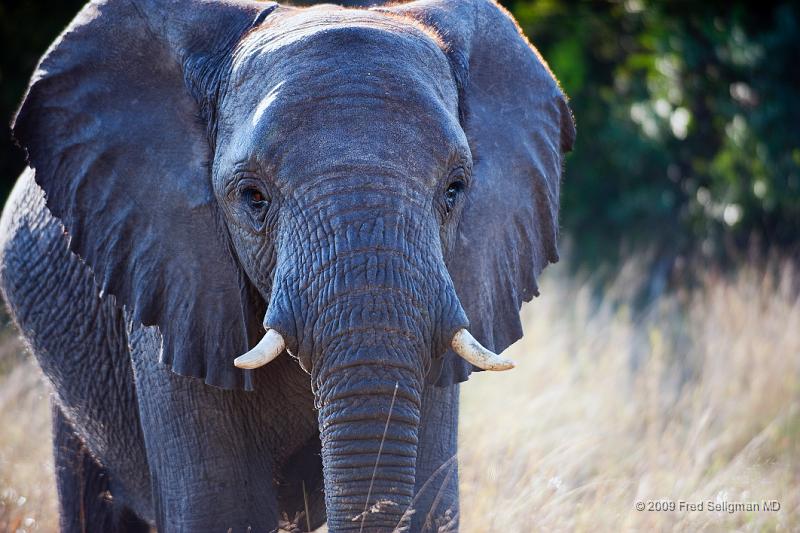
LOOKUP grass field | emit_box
[1,258,798,532]
[460,259,800,531]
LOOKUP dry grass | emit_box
[0,337,56,532]
[459,259,800,531]
[1,257,798,532]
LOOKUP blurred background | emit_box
[1,1,798,531]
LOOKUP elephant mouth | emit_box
[227,298,513,530]
[234,320,513,531]
[234,327,514,372]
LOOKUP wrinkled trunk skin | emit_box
[266,184,465,531]
[319,359,421,530]
[309,277,429,531]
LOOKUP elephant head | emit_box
[13,0,574,530]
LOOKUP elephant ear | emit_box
[385,0,575,385]
[13,0,277,390]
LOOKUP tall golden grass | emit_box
[460,259,800,531]
[1,258,798,531]
[0,336,56,532]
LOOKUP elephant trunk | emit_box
[318,359,421,531]
[308,281,433,531]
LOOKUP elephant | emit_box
[0,0,574,531]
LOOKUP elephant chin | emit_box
[316,361,422,532]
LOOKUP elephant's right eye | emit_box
[241,186,269,228]
[242,187,268,211]
[228,179,271,233]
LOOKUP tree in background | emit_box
[506,0,800,265]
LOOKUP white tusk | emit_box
[450,328,515,371]
[234,329,285,369]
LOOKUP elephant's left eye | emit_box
[444,179,465,213]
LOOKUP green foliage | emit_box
[505,0,800,264]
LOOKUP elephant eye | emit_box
[233,182,270,232]
[243,187,268,209]
[444,179,465,213]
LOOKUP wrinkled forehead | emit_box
[232,7,448,72]
[218,7,464,176]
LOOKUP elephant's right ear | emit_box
[13,0,279,390]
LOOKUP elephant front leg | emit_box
[52,402,151,533]
[128,324,281,532]
[412,383,460,532]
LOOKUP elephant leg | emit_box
[52,402,150,533]
[128,323,281,532]
[412,383,460,532]
[0,172,153,517]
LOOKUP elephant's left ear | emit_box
[384,0,575,385]
[13,0,279,390]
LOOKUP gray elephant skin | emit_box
[0,0,574,531]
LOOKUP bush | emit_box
[506,0,800,265]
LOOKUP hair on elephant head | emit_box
[13,0,574,529]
